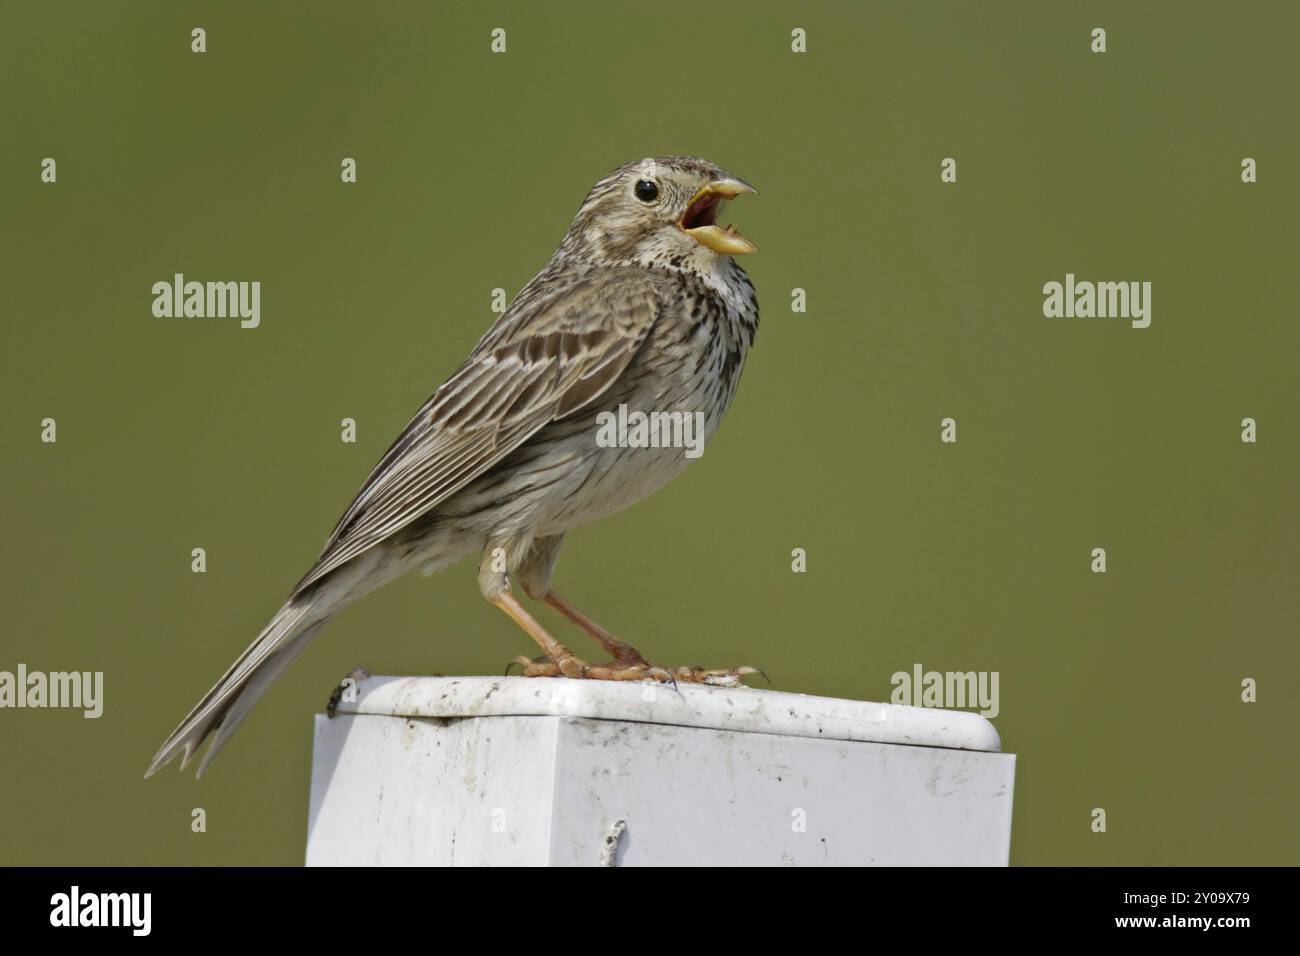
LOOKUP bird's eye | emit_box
[633,179,659,203]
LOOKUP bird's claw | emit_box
[670,664,768,687]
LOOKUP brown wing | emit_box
[290,271,662,597]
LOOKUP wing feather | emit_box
[291,272,661,596]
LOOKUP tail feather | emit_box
[146,602,329,778]
[193,622,324,776]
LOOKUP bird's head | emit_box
[558,156,757,270]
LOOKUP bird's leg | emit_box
[494,591,661,681]
[537,590,764,687]
[542,590,645,662]
[482,539,604,679]
[509,538,761,685]
[499,590,671,681]
[489,591,590,679]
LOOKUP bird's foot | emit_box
[509,655,765,688]
[509,652,673,682]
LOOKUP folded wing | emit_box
[291,272,662,597]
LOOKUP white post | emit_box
[307,676,1015,866]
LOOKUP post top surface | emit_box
[332,676,1003,753]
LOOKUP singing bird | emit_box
[147,156,761,777]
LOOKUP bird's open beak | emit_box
[679,178,758,255]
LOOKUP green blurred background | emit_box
[2,1,1297,865]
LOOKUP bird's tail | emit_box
[145,600,330,778]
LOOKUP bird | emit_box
[147,156,762,777]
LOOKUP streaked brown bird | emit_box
[148,156,761,777]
